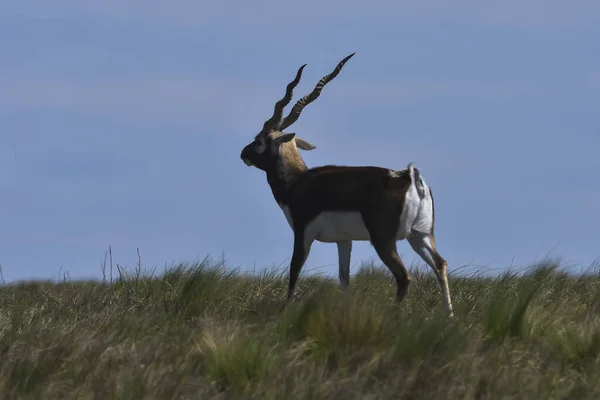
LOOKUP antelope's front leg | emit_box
[286,228,314,301]
[337,240,352,290]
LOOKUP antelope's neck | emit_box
[266,144,308,205]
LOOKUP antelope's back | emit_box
[287,165,412,213]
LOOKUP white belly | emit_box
[279,205,371,242]
[308,211,371,242]
[278,189,432,244]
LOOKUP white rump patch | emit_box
[412,187,434,233]
[397,184,420,238]
[399,179,434,236]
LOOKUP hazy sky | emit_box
[1,1,599,282]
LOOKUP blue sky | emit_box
[1,1,599,282]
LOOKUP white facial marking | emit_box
[255,138,267,154]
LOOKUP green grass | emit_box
[1,258,600,399]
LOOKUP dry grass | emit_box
[1,257,600,399]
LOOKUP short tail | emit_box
[408,162,426,199]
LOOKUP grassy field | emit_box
[1,257,600,399]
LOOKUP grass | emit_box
[1,257,600,399]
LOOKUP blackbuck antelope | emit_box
[240,53,454,316]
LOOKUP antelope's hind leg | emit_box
[371,238,412,303]
[407,231,454,316]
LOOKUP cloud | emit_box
[3,0,600,29]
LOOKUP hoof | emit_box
[279,300,289,313]
[279,295,294,313]
[395,288,409,303]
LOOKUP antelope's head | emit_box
[240,53,355,172]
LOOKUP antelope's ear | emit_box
[295,137,316,151]
[272,133,296,145]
